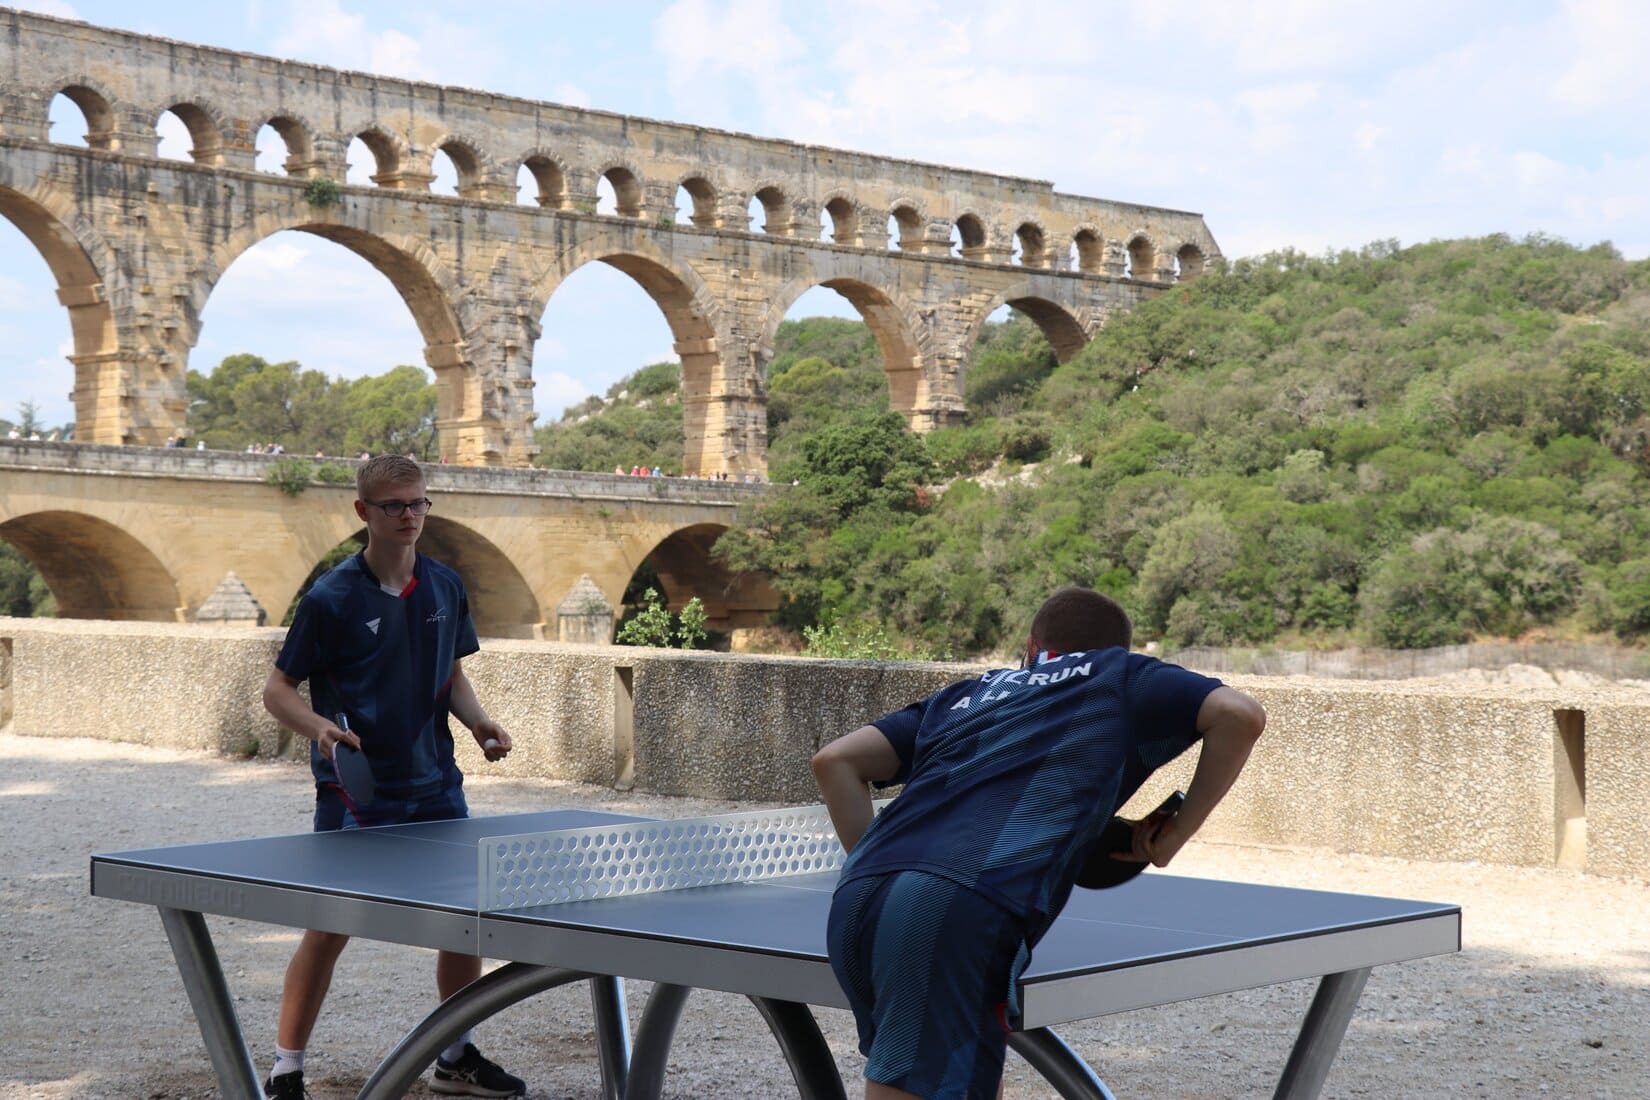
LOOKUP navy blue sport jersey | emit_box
[840,648,1221,942]
[276,552,480,800]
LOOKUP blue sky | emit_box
[5,0,1650,431]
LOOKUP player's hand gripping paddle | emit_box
[1075,790,1184,890]
[330,712,376,809]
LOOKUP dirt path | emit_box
[2,732,1645,1099]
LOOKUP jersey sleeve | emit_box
[868,701,924,788]
[275,593,323,683]
[1124,655,1223,770]
[868,678,978,789]
[455,587,479,660]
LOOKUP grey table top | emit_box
[93,809,1461,1029]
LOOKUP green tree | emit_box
[342,365,439,459]
[0,541,53,618]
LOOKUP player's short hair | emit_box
[1028,587,1133,654]
[357,454,424,499]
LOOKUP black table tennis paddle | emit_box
[1075,790,1184,890]
[331,713,375,809]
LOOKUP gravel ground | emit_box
[2,731,1646,1099]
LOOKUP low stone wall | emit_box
[2,616,1645,880]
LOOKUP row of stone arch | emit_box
[2,160,1110,465]
[0,505,749,636]
[39,81,1209,279]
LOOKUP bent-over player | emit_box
[260,454,524,1099]
[814,587,1266,1100]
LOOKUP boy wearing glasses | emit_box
[260,455,525,1098]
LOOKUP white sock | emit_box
[271,1046,304,1078]
[440,1030,474,1064]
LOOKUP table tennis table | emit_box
[91,807,1460,1100]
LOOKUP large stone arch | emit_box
[0,510,181,621]
[195,211,478,455]
[633,522,777,630]
[0,179,123,436]
[407,517,542,639]
[761,274,928,422]
[529,235,728,474]
[964,285,1090,365]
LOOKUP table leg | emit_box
[626,983,691,1100]
[589,974,632,1100]
[357,964,610,1100]
[1272,967,1372,1100]
[626,986,846,1100]
[748,996,848,1100]
[1008,1028,1117,1100]
[156,907,261,1100]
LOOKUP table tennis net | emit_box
[480,804,874,911]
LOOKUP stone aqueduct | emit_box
[0,8,1221,473]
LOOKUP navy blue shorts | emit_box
[827,870,1028,1100]
[314,780,468,832]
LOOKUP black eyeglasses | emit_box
[364,498,433,517]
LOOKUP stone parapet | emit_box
[1,617,1646,881]
[0,438,766,503]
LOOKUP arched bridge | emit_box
[0,440,776,637]
[0,9,1220,473]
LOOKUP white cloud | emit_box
[653,0,805,123]
[1549,0,1650,110]
[270,0,430,79]
[533,371,592,420]
[551,83,591,110]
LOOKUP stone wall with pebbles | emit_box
[2,616,1645,879]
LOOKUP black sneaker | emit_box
[264,1070,310,1100]
[432,1043,526,1097]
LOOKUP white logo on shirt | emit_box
[365,617,381,635]
[426,606,448,623]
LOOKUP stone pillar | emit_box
[460,177,514,204]
[373,167,436,191]
[563,170,600,215]
[308,134,350,181]
[68,350,132,444]
[1102,240,1128,278]
[557,575,615,645]
[678,332,767,478]
[106,106,159,157]
[0,89,46,139]
[642,180,678,226]
[217,119,257,172]
[921,217,954,256]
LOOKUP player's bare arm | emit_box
[1133,685,1266,866]
[812,724,901,853]
[447,659,512,761]
[261,668,357,758]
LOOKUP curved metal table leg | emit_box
[625,983,692,1100]
[625,985,846,1100]
[1009,1028,1117,1100]
[588,974,632,1100]
[358,964,625,1100]
[748,995,848,1100]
